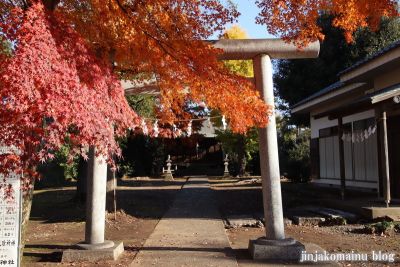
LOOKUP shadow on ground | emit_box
[29,178,186,224]
[23,177,186,265]
[212,180,389,218]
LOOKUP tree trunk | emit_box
[106,166,117,214]
[75,157,87,204]
[237,136,247,176]
[19,180,35,262]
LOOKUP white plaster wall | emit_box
[310,116,338,138]
[310,109,375,139]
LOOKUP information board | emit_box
[0,146,21,267]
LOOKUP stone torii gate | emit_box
[63,38,319,262]
[214,39,320,259]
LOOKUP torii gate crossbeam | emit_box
[80,38,320,262]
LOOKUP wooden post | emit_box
[338,117,346,200]
[375,108,383,198]
[382,111,391,207]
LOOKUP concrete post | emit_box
[63,146,124,262]
[248,54,304,260]
[80,146,114,249]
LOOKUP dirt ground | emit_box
[22,177,400,266]
[22,177,186,266]
[211,179,400,267]
[226,226,400,267]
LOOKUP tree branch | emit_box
[41,0,60,11]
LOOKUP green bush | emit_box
[118,135,165,177]
[216,128,258,176]
[364,221,399,235]
[117,94,164,177]
[277,116,311,182]
[36,144,78,188]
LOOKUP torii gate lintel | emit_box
[81,38,320,262]
[211,38,319,60]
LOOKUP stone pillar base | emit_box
[248,237,304,261]
[163,173,174,181]
[222,172,230,179]
[62,241,124,262]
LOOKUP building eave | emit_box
[291,83,366,114]
[340,44,400,83]
[313,83,400,120]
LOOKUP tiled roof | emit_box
[292,39,400,110]
[339,39,400,75]
[291,81,344,109]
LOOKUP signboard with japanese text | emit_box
[0,146,21,267]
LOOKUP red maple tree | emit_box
[0,3,139,188]
[3,0,395,187]
[0,1,271,187]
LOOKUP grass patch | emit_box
[364,221,400,235]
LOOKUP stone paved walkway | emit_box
[130,177,238,267]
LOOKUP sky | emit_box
[212,0,275,39]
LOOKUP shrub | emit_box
[364,221,398,235]
[277,115,311,182]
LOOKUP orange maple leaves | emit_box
[0,3,139,179]
[256,0,399,46]
[57,0,269,133]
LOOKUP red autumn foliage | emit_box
[0,3,139,188]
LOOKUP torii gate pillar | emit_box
[214,39,320,261]
[248,54,304,260]
[254,54,285,240]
